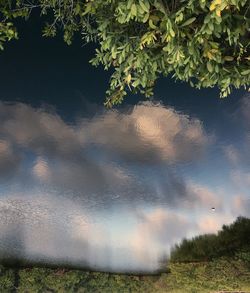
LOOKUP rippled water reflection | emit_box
[0,98,249,273]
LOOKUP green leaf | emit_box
[82,2,93,16]
[241,69,250,76]
[142,13,149,23]
[149,19,157,29]
[207,62,213,73]
[75,3,81,14]
[180,17,196,27]
[132,79,140,87]
[131,4,137,16]
[139,0,149,13]
[224,56,234,61]
[169,28,175,37]
[162,46,168,52]
[127,0,133,9]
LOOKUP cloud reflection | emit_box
[0,99,249,272]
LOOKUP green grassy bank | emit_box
[1,258,250,293]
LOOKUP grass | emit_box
[155,259,250,293]
[0,258,249,292]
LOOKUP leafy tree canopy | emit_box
[170,216,250,262]
[0,0,250,106]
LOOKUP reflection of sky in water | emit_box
[0,15,249,273]
[0,97,249,272]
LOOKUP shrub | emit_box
[170,216,250,262]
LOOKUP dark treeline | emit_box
[170,216,250,263]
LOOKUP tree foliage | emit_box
[170,216,250,263]
[0,0,24,50]
[0,0,250,105]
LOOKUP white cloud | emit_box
[0,101,211,210]
[0,102,83,158]
[197,214,233,234]
[0,139,20,177]
[125,208,195,267]
[186,182,222,210]
[32,157,51,181]
[82,102,209,163]
[230,194,250,216]
[223,144,241,165]
[0,101,208,165]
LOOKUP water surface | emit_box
[0,97,249,273]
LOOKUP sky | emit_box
[0,14,249,273]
